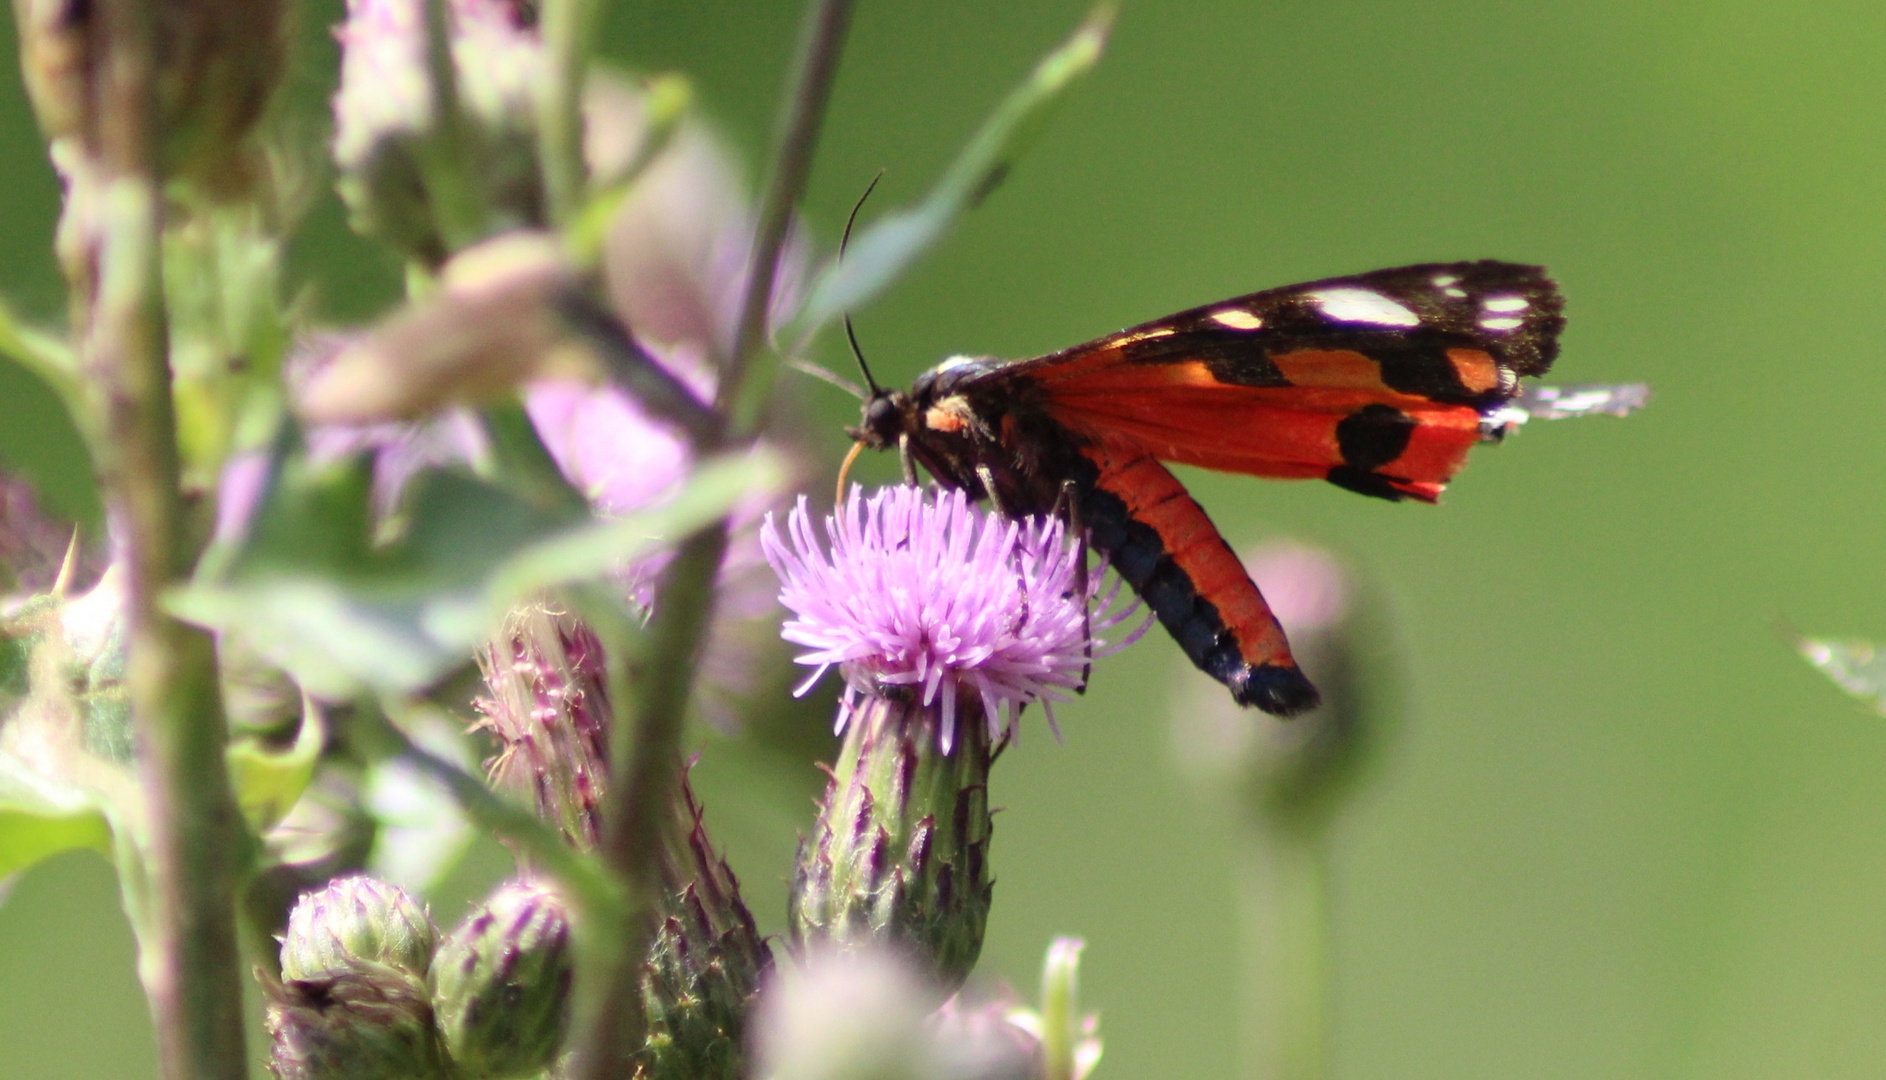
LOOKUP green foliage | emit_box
[793,6,1112,331]
[173,437,781,696]
[0,752,112,880]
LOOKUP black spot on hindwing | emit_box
[1335,404,1416,470]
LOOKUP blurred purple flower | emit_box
[593,99,805,373]
[523,379,690,520]
[213,410,489,545]
[762,486,1145,752]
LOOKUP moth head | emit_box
[851,387,910,450]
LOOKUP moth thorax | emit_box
[923,394,977,435]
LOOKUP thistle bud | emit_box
[931,990,1042,1080]
[266,966,451,1080]
[1171,541,1384,831]
[13,0,287,195]
[332,0,543,262]
[295,231,588,426]
[473,601,610,850]
[280,875,438,980]
[790,694,995,991]
[429,879,574,1080]
[753,946,938,1080]
[638,771,773,1080]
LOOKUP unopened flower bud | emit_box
[931,989,1042,1080]
[754,946,940,1080]
[638,771,772,1080]
[332,0,543,262]
[266,966,451,1080]
[429,879,574,1080]
[281,875,438,980]
[1171,541,1383,830]
[14,0,287,195]
[790,694,995,991]
[295,231,592,425]
[474,601,610,850]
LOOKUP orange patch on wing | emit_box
[1081,440,1296,669]
[1446,348,1501,394]
[1046,381,1485,492]
[1269,349,1388,391]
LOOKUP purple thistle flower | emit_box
[761,485,1145,752]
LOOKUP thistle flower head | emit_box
[762,486,1141,750]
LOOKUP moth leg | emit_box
[897,432,919,486]
[975,463,1011,517]
[1051,479,1094,696]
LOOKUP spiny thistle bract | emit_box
[789,694,996,991]
[637,775,775,1080]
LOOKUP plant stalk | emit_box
[1239,823,1330,1080]
[67,3,249,1078]
[564,1,853,1075]
[720,0,855,436]
[538,0,604,226]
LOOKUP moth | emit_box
[847,260,1636,715]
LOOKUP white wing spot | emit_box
[1479,316,1525,331]
[1432,274,1460,287]
[1209,308,1263,330]
[1443,287,1468,298]
[1306,288,1421,327]
[1482,295,1530,313]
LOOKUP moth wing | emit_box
[1013,261,1565,501]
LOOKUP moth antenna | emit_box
[841,169,884,258]
[784,355,865,399]
[844,314,881,396]
[840,171,886,395]
[836,440,866,506]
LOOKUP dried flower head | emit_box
[762,486,1144,751]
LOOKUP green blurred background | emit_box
[4,0,1886,1077]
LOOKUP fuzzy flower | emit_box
[762,486,1143,751]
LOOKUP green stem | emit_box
[69,4,250,1078]
[538,0,604,226]
[1239,824,1329,1080]
[563,3,854,1074]
[420,0,491,252]
[565,534,728,1079]
[719,0,855,435]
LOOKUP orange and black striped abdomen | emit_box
[1074,437,1319,715]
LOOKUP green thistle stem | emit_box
[418,0,493,252]
[538,0,603,225]
[61,3,250,1077]
[1239,824,1329,1080]
[720,0,854,435]
[566,1,852,1073]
